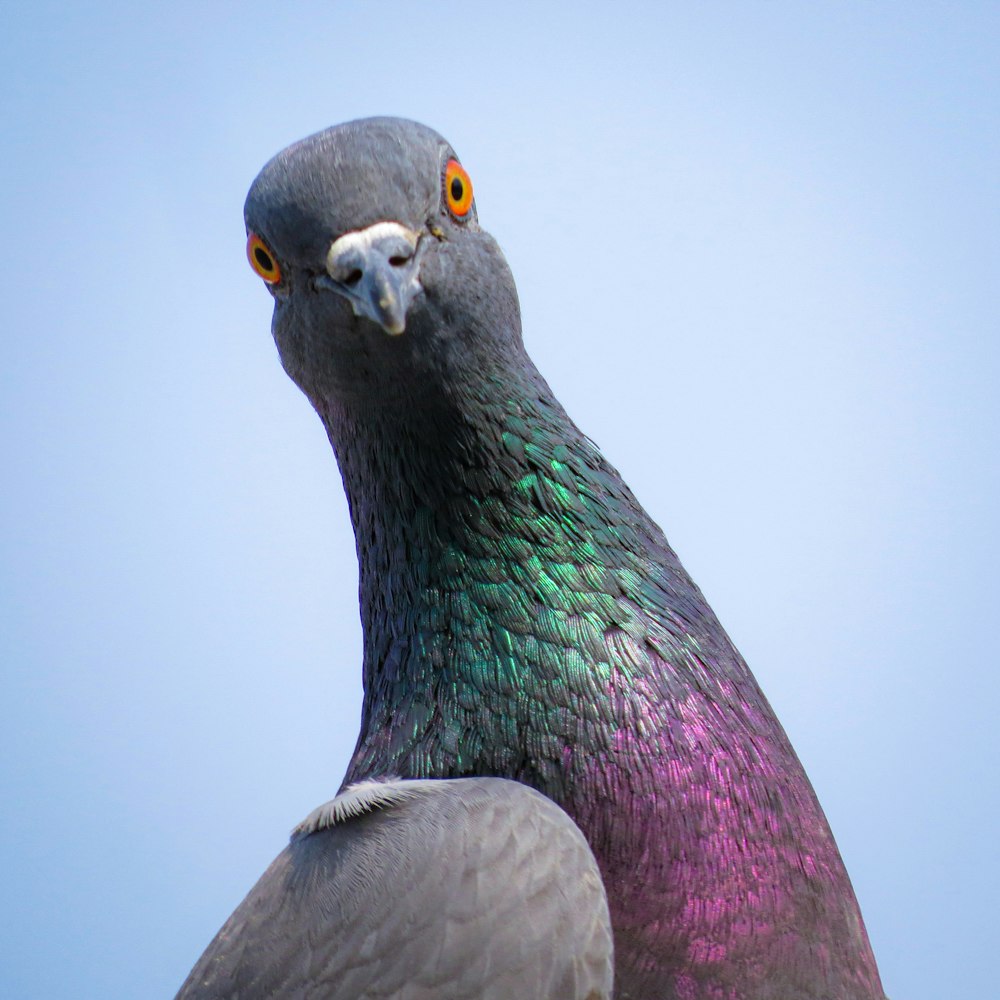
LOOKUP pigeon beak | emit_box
[315,221,425,336]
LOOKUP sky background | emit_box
[2,3,998,997]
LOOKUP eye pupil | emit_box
[254,247,273,271]
[451,177,464,202]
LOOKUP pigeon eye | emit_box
[444,159,473,219]
[247,232,282,284]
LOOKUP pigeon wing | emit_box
[176,777,613,1000]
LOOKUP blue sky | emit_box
[2,3,997,997]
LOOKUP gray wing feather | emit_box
[176,777,613,999]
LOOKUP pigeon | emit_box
[178,117,885,999]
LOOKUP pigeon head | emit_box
[244,117,522,407]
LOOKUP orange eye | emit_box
[247,232,282,284]
[444,159,473,218]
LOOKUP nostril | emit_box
[388,255,410,268]
[344,269,363,286]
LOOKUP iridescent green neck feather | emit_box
[319,350,690,786]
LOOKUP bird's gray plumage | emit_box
[177,778,613,1000]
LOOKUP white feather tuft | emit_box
[291,778,425,839]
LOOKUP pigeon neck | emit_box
[317,357,641,786]
[317,357,885,1000]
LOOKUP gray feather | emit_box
[176,778,613,999]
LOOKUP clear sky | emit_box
[2,3,997,997]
